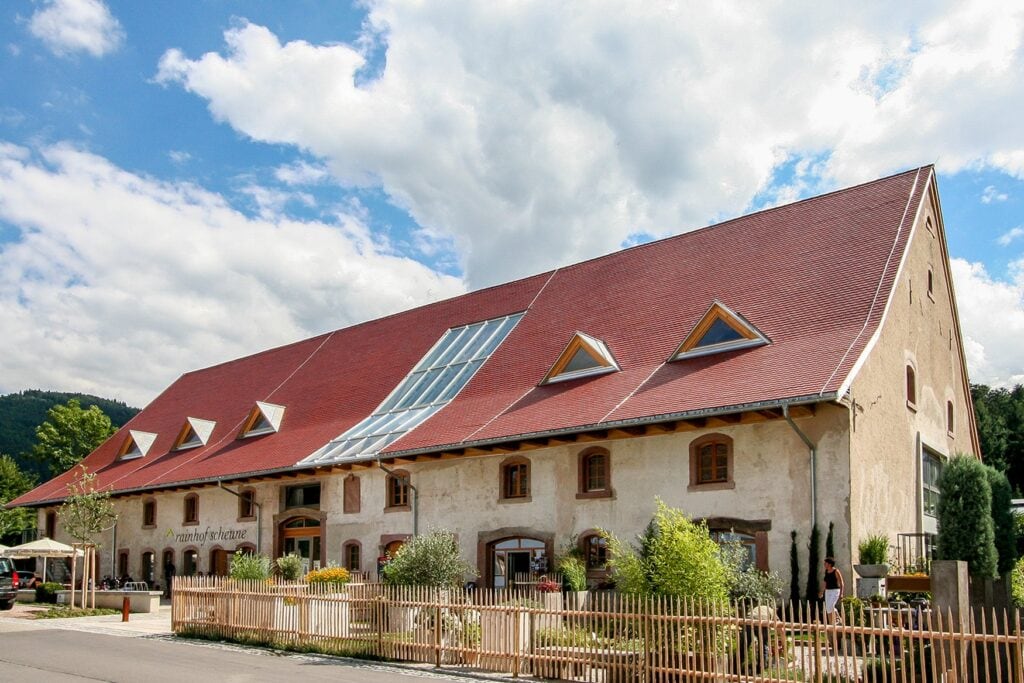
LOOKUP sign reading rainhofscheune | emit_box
[166,526,249,546]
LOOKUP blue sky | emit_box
[0,0,1022,406]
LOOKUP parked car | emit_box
[0,557,17,610]
[15,571,42,590]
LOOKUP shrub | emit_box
[720,539,784,603]
[605,499,729,601]
[985,465,1018,575]
[789,530,800,604]
[382,530,477,587]
[937,455,997,579]
[805,523,821,603]
[36,582,62,604]
[1012,556,1024,608]
[840,595,866,627]
[229,552,271,580]
[858,534,889,565]
[276,553,304,581]
[305,566,350,586]
[558,555,588,591]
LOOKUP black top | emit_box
[824,567,841,590]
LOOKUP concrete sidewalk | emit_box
[0,602,173,637]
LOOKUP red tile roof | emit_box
[12,166,931,505]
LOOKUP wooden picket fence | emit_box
[172,576,1024,682]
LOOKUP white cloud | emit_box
[0,143,464,405]
[999,227,1024,246]
[982,185,1009,203]
[168,150,191,165]
[153,2,1024,292]
[950,258,1024,386]
[28,0,124,58]
[275,160,331,186]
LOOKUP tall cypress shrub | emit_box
[789,530,800,604]
[937,455,997,579]
[826,521,835,559]
[805,523,821,603]
[986,465,1018,575]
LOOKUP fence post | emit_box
[512,605,521,678]
[434,602,442,668]
[376,595,384,658]
[811,613,823,683]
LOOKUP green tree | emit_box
[985,465,1018,575]
[937,455,997,579]
[32,399,117,477]
[0,454,36,542]
[382,530,477,587]
[805,523,821,603]
[57,466,117,545]
[789,530,800,604]
[605,499,729,601]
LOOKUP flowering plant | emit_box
[536,577,561,593]
[305,566,351,586]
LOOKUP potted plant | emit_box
[557,555,589,609]
[304,565,352,637]
[854,534,890,578]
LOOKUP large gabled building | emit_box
[11,165,978,589]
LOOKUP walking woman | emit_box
[819,556,844,624]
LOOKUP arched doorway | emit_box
[489,537,547,589]
[209,547,229,576]
[280,517,322,574]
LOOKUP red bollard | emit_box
[122,596,130,622]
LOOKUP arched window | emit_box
[183,548,199,576]
[578,448,611,498]
[689,434,734,488]
[583,534,607,570]
[906,365,917,407]
[343,540,362,572]
[183,493,199,525]
[711,530,757,569]
[947,401,955,435]
[385,470,410,509]
[142,499,157,528]
[140,551,155,585]
[500,457,530,500]
[238,488,256,520]
[117,550,129,578]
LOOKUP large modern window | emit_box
[689,434,733,488]
[923,450,943,517]
[300,313,524,466]
[284,483,321,510]
[501,457,530,500]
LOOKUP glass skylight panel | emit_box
[299,312,524,466]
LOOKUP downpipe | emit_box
[783,404,817,528]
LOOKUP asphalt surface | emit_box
[0,604,511,683]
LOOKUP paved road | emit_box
[0,620,490,683]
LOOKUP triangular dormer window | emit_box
[541,332,620,385]
[117,430,158,460]
[239,401,285,438]
[671,301,769,360]
[173,417,216,451]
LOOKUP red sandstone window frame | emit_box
[385,470,411,511]
[183,493,199,526]
[237,488,256,521]
[577,447,613,499]
[142,498,157,529]
[688,433,735,491]
[499,456,531,501]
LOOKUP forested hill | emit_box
[0,390,139,480]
